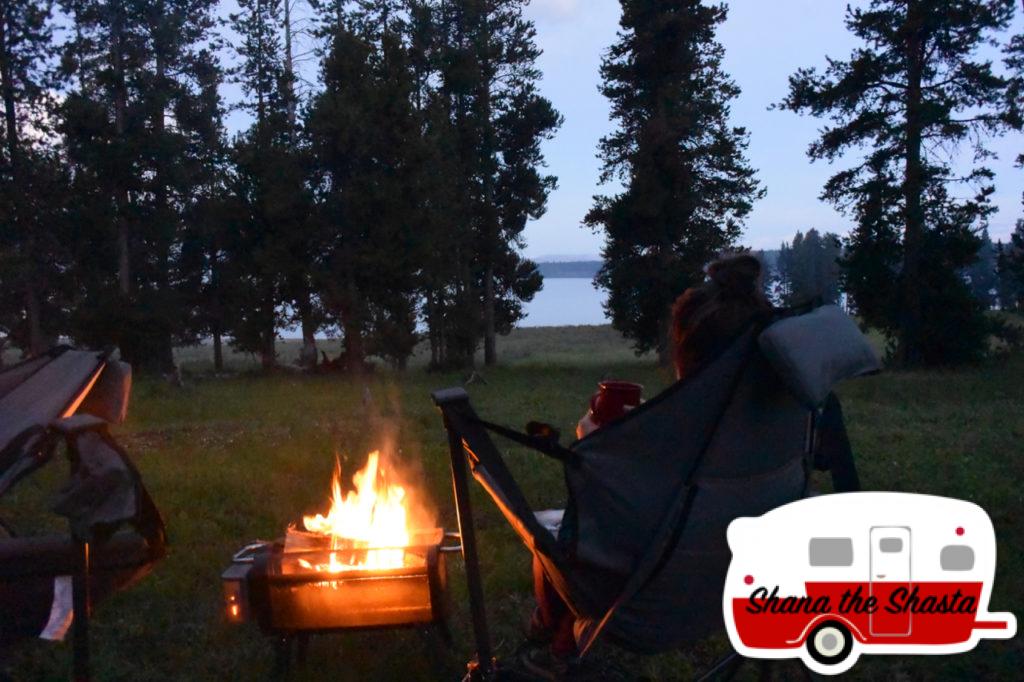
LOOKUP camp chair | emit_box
[0,347,166,682]
[432,305,880,680]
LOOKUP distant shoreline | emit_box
[537,260,601,279]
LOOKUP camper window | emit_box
[879,537,903,553]
[809,538,853,567]
[940,545,974,571]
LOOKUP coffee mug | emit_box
[589,380,643,426]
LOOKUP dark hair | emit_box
[670,254,771,379]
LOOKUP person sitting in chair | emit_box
[576,254,771,440]
[525,254,774,676]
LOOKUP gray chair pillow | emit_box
[758,305,881,409]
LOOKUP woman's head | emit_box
[670,254,771,379]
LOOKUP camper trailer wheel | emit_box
[806,621,852,666]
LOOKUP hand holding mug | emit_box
[587,380,643,428]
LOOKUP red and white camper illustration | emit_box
[723,492,1016,675]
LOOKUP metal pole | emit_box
[72,540,91,682]
[444,419,495,679]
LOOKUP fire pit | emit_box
[222,451,457,669]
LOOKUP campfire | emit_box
[222,449,455,664]
[289,451,414,573]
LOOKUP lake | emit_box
[520,277,608,327]
[279,277,608,338]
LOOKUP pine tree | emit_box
[177,49,235,372]
[466,0,559,366]
[406,0,467,369]
[58,0,221,372]
[0,0,63,355]
[586,0,762,360]
[306,3,428,371]
[280,0,323,370]
[228,0,306,369]
[780,0,1017,366]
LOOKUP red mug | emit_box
[589,380,643,426]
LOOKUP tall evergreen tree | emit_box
[417,0,557,367]
[178,49,235,372]
[0,0,63,355]
[58,0,221,372]
[780,0,1017,366]
[586,0,762,360]
[306,6,427,371]
[228,0,309,369]
[468,0,558,366]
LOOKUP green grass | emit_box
[172,324,652,373]
[2,325,1022,680]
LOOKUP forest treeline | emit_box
[588,0,1024,367]
[763,225,1022,316]
[0,0,560,373]
[3,1,1024,374]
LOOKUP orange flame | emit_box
[300,451,411,572]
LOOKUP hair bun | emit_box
[707,254,762,297]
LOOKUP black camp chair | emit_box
[0,347,166,682]
[432,305,879,680]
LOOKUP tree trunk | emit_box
[24,287,44,356]
[479,4,498,367]
[341,273,365,372]
[111,3,131,298]
[261,334,276,370]
[483,262,496,365]
[898,5,925,367]
[212,325,223,372]
[283,0,296,133]
[297,289,318,370]
[0,5,18,175]
[261,318,276,370]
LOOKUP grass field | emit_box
[2,325,1022,680]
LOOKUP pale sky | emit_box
[219,0,1024,258]
[521,0,1024,258]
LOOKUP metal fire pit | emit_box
[222,528,458,670]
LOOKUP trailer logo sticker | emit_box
[723,492,1016,675]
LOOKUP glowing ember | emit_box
[298,451,411,573]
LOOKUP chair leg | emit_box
[71,540,91,682]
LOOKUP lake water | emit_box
[280,277,607,337]
[521,278,608,327]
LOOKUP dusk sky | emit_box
[221,0,1024,260]
[520,0,1024,259]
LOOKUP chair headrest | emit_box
[758,305,881,409]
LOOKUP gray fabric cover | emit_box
[566,329,807,651]
[0,350,106,450]
[757,305,880,409]
[0,350,109,492]
[51,427,139,540]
